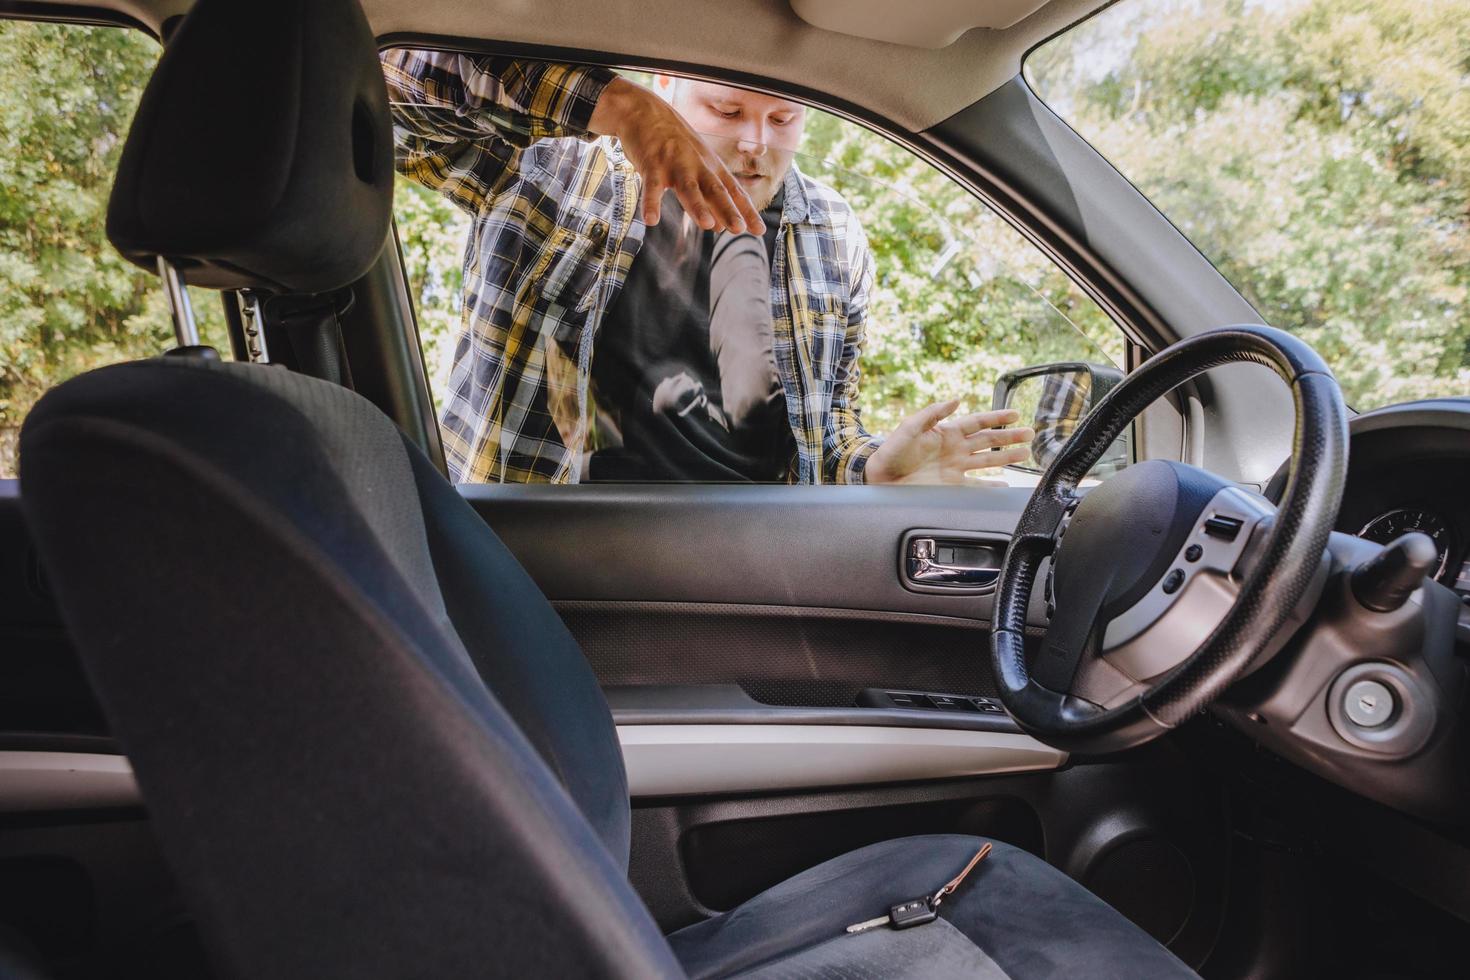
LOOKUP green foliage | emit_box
[794,114,1124,432]
[1027,0,1470,409]
[394,176,471,408]
[0,22,225,476]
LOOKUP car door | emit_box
[382,50,1228,957]
[0,22,1224,974]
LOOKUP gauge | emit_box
[1358,508,1453,580]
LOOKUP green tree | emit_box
[0,21,225,476]
[394,176,471,409]
[1027,0,1470,409]
[795,113,1124,432]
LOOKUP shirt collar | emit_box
[780,163,828,226]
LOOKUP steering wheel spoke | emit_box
[1099,486,1274,687]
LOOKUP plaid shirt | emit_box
[1031,371,1091,469]
[383,50,881,484]
[1030,370,1128,476]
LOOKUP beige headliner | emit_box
[53,0,1105,131]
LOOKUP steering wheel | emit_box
[990,325,1348,753]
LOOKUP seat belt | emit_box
[240,288,357,387]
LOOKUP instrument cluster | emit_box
[1330,408,1470,600]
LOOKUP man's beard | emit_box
[722,156,787,211]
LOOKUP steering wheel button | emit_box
[1343,679,1395,728]
[1184,544,1203,562]
[1162,569,1186,595]
[1203,515,1244,540]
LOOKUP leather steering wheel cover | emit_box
[989,325,1348,753]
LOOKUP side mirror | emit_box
[991,361,1127,475]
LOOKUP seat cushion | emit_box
[668,835,1197,979]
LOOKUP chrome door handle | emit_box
[904,536,1002,589]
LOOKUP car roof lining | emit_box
[35,0,1108,132]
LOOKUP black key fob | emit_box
[888,898,938,929]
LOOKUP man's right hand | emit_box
[865,402,1034,486]
[588,78,764,235]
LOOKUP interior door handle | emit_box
[904,535,1003,590]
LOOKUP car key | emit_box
[845,898,935,935]
[887,898,939,928]
[844,843,992,934]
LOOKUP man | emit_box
[383,50,1032,484]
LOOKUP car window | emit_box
[0,20,228,479]
[1026,0,1469,411]
[386,50,1130,487]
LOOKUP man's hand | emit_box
[865,401,1034,486]
[589,77,764,235]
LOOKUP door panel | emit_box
[464,483,1037,615]
[466,483,1056,765]
[560,602,1008,706]
[464,482,1228,959]
[467,483,1046,717]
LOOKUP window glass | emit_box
[1026,0,1470,410]
[0,20,228,478]
[387,50,1129,485]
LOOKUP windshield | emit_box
[1026,0,1469,410]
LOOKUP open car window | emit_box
[1026,0,1470,411]
[386,50,1130,486]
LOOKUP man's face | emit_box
[673,81,806,211]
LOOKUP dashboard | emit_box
[1270,397,1470,604]
[1335,400,1470,604]
[1235,397,1470,824]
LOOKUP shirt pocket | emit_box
[534,222,608,348]
[801,293,850,385]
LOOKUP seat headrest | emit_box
[106,0,393,294]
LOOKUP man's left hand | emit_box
[865,401,1033,485]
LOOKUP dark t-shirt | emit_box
[587,191,791,482]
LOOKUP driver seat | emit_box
[18,1,1195,977]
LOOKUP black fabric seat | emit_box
[670,835,1191,978]
[18,0,1197,976]
[0,924,51,980]
[22,358,1195,979]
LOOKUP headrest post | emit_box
[156,256,200,348]
[238,291,271,364]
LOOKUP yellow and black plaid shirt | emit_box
[383,49,881,484]
[1031,370,1129,476]
[1031,371,1091,469]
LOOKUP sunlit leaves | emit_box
[1028,0,1470,409]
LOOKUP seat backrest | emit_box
[20,0,683,975]
[21,357,681,979]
